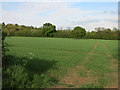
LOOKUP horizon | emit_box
[0,22,118,31]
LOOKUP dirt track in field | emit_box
[54,42,98,88]
[102,42,118,88]
[51,42,118,88]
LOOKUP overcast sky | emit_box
[1,1,119,31]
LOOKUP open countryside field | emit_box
[3,37,118,88]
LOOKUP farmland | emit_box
[3,37,118,88]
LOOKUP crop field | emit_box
[3,37,118,88]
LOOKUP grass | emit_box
[78,83,102,88]
[3,37,118,88]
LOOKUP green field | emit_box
[3,37,118,88]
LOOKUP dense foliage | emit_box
[1,22,9,56]
[1,22,119,40]
[42,23,56,37]
[72,26,86,38]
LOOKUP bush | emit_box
[2,31,8,55]
[3,65,55,88]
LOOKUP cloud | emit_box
[1,2,118,31]
[85,21,117,31]
[103,10,117,15]
[110,11,117,14]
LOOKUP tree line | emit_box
[1,22,120,40]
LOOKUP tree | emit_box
[72,26,86,38]
[42,23,56,37]
[2,22,5,27]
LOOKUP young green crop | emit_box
[3,37,118,88]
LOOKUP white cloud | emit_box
[84,21,117,31]
[1,2,118,31]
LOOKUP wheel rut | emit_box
[54,42,98,88]
[102,42,118,88]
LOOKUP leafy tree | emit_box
[2,22,5,27]
[72,26,86,38]
[1,22,119,40]
[54,30,72,38]
[3,24,17,36]
[42,23,56,37]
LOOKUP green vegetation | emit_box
[2,31,8,55]
[79,83,102,88]
[42,23,56,37]
[1,22,119,40]
[3,37,118,88]
[72,26,86,38]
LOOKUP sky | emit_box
[1,1,119,31]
